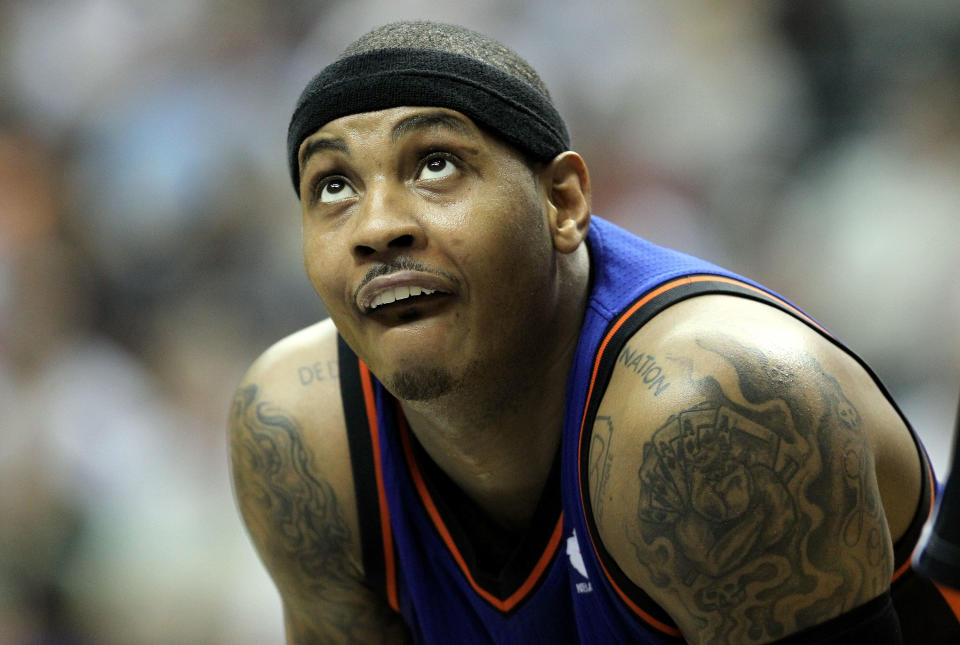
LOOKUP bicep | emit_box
[590,302,895,644]
[229,381,358,589]
[229,381,405,643]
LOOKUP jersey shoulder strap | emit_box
[581,274,830,444]
[337,335,400,611]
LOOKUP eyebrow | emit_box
[298,112,473,171]
[299,137,348,170]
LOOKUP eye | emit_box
[417,154,457,181]
[316,177,356,204]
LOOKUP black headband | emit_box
[287,48,570,196]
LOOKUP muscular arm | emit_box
[228,323,409,644]
[591,296,916,644]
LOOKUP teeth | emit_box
[370,286,437,310]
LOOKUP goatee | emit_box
[388,367,456,401]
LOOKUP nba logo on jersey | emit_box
[566,529,593,593]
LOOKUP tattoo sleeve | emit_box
[622,336,892,643]
[230,384,408,644]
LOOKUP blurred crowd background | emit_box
[1,1,958,643]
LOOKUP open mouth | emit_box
[361,286,454,325]
[356,269,457,318]
[368,285,444,311]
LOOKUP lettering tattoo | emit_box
[625,337,891,643]
[298,360,339,386]
[230,384,406,643]
[618,345,671,396]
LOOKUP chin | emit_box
[386,366,456,401]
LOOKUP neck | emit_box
[400,246,590,530]
[399,340,574,530]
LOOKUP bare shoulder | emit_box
[231,318,351,543]
[242,316,344,411]
[589,294,920,644]
[229,319,407,642]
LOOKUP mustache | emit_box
[354,256,459,298]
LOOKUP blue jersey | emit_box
[336,216,954,643]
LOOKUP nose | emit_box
[349,181,424,258]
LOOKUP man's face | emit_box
[298,106,561,401]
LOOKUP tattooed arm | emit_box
[590,295,921,644]
[229,319,409,644]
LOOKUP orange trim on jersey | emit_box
[358,360,399,612]
[576,275,826,638]
[581,275,827,432]
[396,412,564,613]
[934,583,960,622]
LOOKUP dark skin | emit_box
[231,105,590,643]
[230,381,404,643]
[229,107,921,643]
[590,295,920,643]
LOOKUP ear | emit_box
[541,151,591,254]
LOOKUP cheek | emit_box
[444,223,469,256]
[463,184,545,261]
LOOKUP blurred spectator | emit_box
[762,47,960,472]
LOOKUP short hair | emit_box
[341,21,555,102]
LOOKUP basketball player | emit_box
[229,21,960,644]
